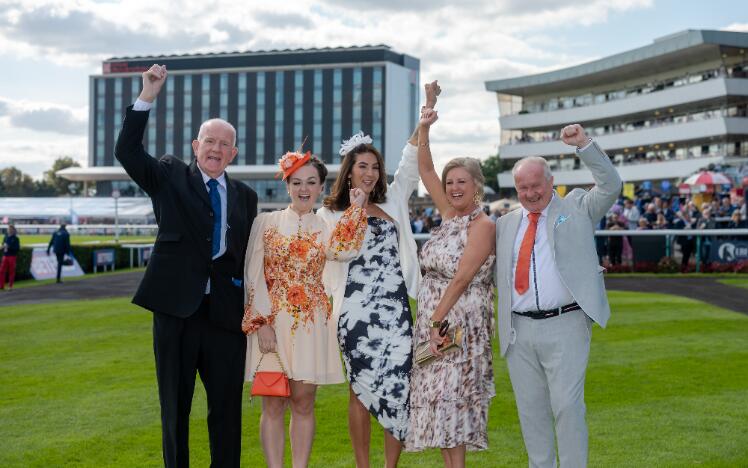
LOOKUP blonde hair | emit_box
[441,157,486,201]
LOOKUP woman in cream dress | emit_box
[242,151,367,468]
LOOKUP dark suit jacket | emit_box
[115,106,257,332]
[47,229,71,256]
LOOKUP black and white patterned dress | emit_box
[338,217,413,441]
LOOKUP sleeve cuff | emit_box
[576,138,593,152]
[133,99,153,111]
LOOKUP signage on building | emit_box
[103,62,150,74]
[708,240,748,263]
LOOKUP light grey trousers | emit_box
[506,309,592,468]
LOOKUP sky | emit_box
[0,0,746,179]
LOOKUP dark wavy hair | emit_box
[285,156,328,184]
[323,143,387,211]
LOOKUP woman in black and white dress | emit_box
[319,119,428,467]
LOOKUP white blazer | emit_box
[319,143,421,321]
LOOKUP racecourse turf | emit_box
[0,292,747,467]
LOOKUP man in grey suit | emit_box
[496,124,622,468]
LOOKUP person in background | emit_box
[653,213,668,230]
[0,225,20,290]
[636,218,652,230]
[622,198,640,230]
[47,223,71,283]
[606,213,626,265]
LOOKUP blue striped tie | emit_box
[207,179,221,257]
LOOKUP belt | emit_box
[512,302,581,320]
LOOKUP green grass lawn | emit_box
[1,292,747,467]
[20,235,155,245]
[718,278,748,289]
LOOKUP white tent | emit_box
[0,197,154,220]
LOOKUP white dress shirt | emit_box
[511,195,575,312]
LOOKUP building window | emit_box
[96,79,106,166]
[220,73,228,120]
[353,67,362,134]
[202,74,210,122]
[333,68,342,162]
[275,71,284,158]
[166,79,175,156]
[256,72,265,165]
[183,75,192,161]
[238,73,247,162]
[294,70,303,148]
[313,69,322,156]
[373,67,383,150]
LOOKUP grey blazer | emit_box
[495,142,622,357]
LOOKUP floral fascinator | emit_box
[277,150,312,180]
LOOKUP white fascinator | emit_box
[339,131,373,157]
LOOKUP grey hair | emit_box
[197,118,237,146]
[511,156,552,180]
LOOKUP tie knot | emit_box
[528,212,541,224]
[207,178,218,190]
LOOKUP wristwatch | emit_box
[429,319,443,329]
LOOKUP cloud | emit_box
[10,107,86,135]
[722,23,748,33]
[252,11,313,29]
[0,97,87,135]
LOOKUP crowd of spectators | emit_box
[410,191,748,271]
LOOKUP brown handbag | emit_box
[250,352,290,398]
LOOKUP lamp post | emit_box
[112,189,121,243]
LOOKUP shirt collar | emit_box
[521,193,556,220]
[196,163,226,189]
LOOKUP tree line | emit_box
[0,157,83,196]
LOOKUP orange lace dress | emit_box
[242,206,366,385]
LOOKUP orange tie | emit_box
[515,212,541,295]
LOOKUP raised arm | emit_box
[240,215,275,337]
[326,189,368,262]
[114,64,169,196]
[561,124,622,221]
[417,107,452,218]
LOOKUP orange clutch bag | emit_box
[250,352,290,398]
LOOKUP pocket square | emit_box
[231,277,243,288]
[554,214,570,228]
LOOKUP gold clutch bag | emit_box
[414,324,464,367]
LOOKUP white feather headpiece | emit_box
[339,131,373,156]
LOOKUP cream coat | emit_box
[319,143,421,322]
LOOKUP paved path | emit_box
[606,277,748,315]
[0,271,143,307]
[1,271,746,316]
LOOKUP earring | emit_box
[347,178,351,189]
[473,192,482,206]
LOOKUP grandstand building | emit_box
[485,29,748,190]
[59,46,420,206]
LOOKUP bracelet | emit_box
[429,319,443,328]
[419,141,430,147]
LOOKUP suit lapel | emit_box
[225,173,238,224]
[503,210,522,268]
[545,193,561,254]
[188,162,212,209]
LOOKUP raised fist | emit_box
[560,124,590,148]
[424,80,441,109]
[349,187,366,207]
[138,64,168,103]
[419,107,439,129]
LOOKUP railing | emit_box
[416,229,748,272]
[2,224,159,237]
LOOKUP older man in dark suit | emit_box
[115,64,257,468]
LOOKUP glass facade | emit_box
[91,65,391,200]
